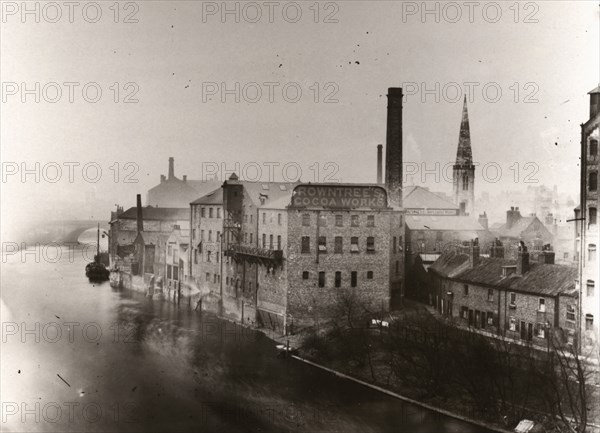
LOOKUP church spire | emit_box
[455,96,473,165]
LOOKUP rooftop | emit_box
[429,249,577,297]
[405,215,485,231]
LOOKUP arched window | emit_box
[462,173,469,190]
[589,172,598,192]
[585,314,594,331]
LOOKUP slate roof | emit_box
[118,206,189,221]
[405,215,485,231]
[191,188,222,205]
[403,186,459,210]
[495,215,552,239]
[429,250,577,297]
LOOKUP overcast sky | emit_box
[1,1,599,237]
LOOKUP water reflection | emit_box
[1,246,492,433]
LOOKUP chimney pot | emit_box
[183,175,187,182]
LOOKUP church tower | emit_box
[453,96,475,215]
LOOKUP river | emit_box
[1,245,493,432]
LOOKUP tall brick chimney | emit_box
[506,206,521,229]
[468,238,480,268]
[168,157,175,180]
[541,244,555,264]
[516,241,529,275]
[478,211,488,230]
[385,88,403,207]
[136,194,143,234]
[489,238,504,258]
[589,85,600,118]
[376,144,383,185]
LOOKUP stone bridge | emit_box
[21,220,109,244]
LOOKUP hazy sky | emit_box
[1,1,599,237]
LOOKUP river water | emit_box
[1,245,492,433]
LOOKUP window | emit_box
[302,214,310,226]
[393,237,397,254]
[487,289,494,302]
[194,249,198,264]
[318,272,325,288]
[205,272,210,282]
[590,172,598,192]
[213,274,217,283]
[334,236,343,253]
[350,237,359,253]
[217,231,221,242]
[209,208,213,218]
[207,251,212,262]
[208,230,212,241]
[201,208,206,218]
[509,317,517,331]
[351,271,357,287]
[318,214,327,227]
[487,313,494,326]
[262,234,266,248]
[262,213,266,224]
[586,314,594,331]
[589,244,597,262]
[335,271,341,288]
[461,306,469,319]
[249,233,253,243]
[590,207,597,226]
[250,214,253,223]
[269,234,274,250]
[395,260,399,275]
[538,298,546,313]
[226,276,229,286]
[318,236,327,252]
[351,215,359,227]
[463,284,469,296]
[398,236,403,251]
[278,213,282,225]
[192,229,196,240]
[367,271,373,279]
[301,237,310,254]
[335,215,343,227]
[367,215,375,227]
[436,231,443,242]
[366,237,375,252]
[509,292,516,306]
[167,265,172,279]
[590,139,598,156]
[462,173,469,190]
[567,304,576,322]
[536,323,546,338]
[217,208,221,218]
[277,235,281,250]
[302,271,309,280]
[167,244,173,256]
[587,280,595,297]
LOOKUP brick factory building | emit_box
[575,85,599,351]
[428,240,578,349]
[189,177,404,333]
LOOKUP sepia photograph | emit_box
[1,1,599,432]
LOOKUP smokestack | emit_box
[385,88,403,206]
[168,157,175,180]
[589,85,600,119]
[468,238,480,268]
[136,194,143,234]
[376,144,383,184]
